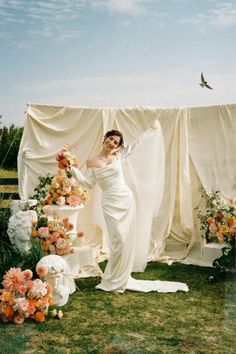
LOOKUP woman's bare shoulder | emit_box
[86,156,101,169]
[86,158,95,169]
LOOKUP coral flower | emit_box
[2,268,24,292]
[228,217,235,226]
[5,306,14,318]
[36,264,48,278]
[66,223,74,231]
[31,229,39,237]
[34,311,45,322]
[23,269,33,280]
[207,217,213,224]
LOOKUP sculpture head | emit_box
[36,255,75,306]
[7,210,37,252]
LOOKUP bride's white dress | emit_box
[71,128,188,293]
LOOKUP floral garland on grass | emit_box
[0,267,53,324]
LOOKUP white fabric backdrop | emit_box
[18,103,236,266]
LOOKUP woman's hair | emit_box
[103,130,124,148]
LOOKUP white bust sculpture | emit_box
[7,210,38,252]
[36,255,76,307]
[10,199,38,215]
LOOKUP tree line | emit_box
[0,117,23,169]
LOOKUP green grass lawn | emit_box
[0,169,235,353]
[0,262,235,354]
[0,168,17,178]
[0,168,18,208]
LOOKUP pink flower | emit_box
[56,150,64,161]
[16,284,28,295]
[28,279,48,299]
[13,297,29,315]
[2,268,24,292]
[55,238,68,249]
[13,313,25,324]
[56,196,66,207]
[209,222,218,234]
[36,264,48,278]
[2,316,11,323]
[38,227,49,236]
[67,195,81,207]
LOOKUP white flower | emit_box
[28,279,48,298]
[58,310,63,319]
[51,308,58,317]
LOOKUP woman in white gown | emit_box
[69,120,188,294]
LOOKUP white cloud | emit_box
[178,1,236,28]
[88,0,146,15]
[27,22,83,42]
[209,2,236,27]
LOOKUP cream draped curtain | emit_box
[18,103,236,266]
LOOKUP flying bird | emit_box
[199,73,213,89]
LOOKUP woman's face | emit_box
[103,135,121,151]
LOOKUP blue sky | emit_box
[1,0,236,126]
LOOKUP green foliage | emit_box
[29,173,54,215]
[213,238,235,274]
[0,239,43,282]
[0,208,43,281]
[0,208,11,243]
[0,124,23,169]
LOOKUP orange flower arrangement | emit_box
[31,216,81,256]
[44,170,88,207]
[44,144,88,207]
[0,268,53,324]
[199,190,236,244]
[56,144,79,171]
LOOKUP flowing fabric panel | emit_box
[18,102,236,267]
[189,104,236,198]
[18,103,104,199]
[114,107,165,271]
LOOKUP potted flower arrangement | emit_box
[44,170,88,208]
[199,190,236,276]
[199,190,236,244]
[31,215,83,256]
[41,145,88,239]
[0,267,53,324]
